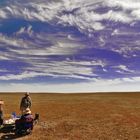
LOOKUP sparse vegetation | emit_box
[0,92,140,139]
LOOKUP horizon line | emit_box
[0,91,139,94]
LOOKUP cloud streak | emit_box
[0,76,140,92]
[0,0,139,92]
[1,0,140,32]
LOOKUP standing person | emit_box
[0,100,4,126]
[20,92,32,114]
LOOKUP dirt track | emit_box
[0,93,140,140]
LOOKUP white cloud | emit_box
[16,25,33,36]
[105,10,132,23]
[111,29,140,36]
[8,37,84,56]
[59,12,105,31]
[113,65,134,73]
[0,10,7,18]
[118,65,132,72]
[25,60,98,79]
[0,30,105,80]
[0,31,85,61]
[112,44,140,57]
[0,76,139,92]
[106,0,140,21]
[0,71,46,80]
[1,0,140,34]
[0,31,104,81]
[0,58,105,81]
[0,33,31,48]
[0,55,10,60]
[106,0,140,10]
[131,9,140,19]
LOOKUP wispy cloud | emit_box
[0,71,46,80]
[0,76,139,92]
[16,25,33,36]
[112,65,135,74]
[0,0,139,92]
[0,59,101,81]
[0,30,85,57]
[1,0,140,33]
[106,0,140,10]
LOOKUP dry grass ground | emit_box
[0,92,140,140]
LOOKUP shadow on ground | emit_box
[0,134,24,140]
[0,126,25,140]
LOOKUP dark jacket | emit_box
[15,113,33,130]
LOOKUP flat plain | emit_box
[0,92,140,140]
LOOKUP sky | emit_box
[0,0,140,93]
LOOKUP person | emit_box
[15,108,34,135]
[20,92,32,113]
[0,100,4,126]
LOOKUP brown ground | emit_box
[0,92,140,140]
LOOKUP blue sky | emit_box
[0,0,140,92]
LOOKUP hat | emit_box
[23,108,31,115]
[25,92,29,96]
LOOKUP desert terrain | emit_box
[0,92,140,140]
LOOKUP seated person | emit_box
[15,108,33,132]
[0,100,4,126]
